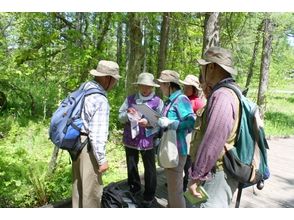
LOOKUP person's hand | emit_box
[98,161,109,173]
[157,117,179,130]
[157,117,171,128]
[188,179,202,198]
[138,118,149,128]
[127,107,137,115]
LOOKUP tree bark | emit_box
[258,16,274,118]
[116,21,123,67]
[157,12,170,78]
[202,12,220,56]
[47,146,59,176]
[245,21,263,89]
[126,13,144,96]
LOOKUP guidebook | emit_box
[184,186,209,205]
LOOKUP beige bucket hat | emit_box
[157,70,181,85]
[197,47,237,76]
[90,60,121,80]
[132,72,160,87]
[179,74,202,90]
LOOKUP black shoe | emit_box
[141,198,156,208]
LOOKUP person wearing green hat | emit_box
[188,47,240,208]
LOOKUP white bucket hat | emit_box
[157,70,181,86]
[179,74,202,91]
[132,72,160,87]
[90,60,121,80]
[197,47,237,76]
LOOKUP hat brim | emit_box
[179,80,202,90]
[132,82,160,87]
[90,69,121,80]
[197,59,237,76]
[197,59,211,66]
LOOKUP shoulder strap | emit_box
[165,93,182,117]
[78,88,106,116]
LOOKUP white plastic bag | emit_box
[158,129,179,168]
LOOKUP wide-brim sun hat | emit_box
[197,47,237,76]
[179,74,202,91]
[90,60,121,80]
[157,70,181,86]
[132,72,160,87]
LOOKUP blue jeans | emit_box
[200,170,238,208]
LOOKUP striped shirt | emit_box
[81,81,109,165]
[190,86,239,181]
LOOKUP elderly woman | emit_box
[118,72,164,208]
[179,74,206,192]
[157,70,195,208]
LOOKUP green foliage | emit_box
[0,12,294,207]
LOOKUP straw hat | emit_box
[90,60,121,80]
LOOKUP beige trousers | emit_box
[72,144,103,208]
[164,155,187,208]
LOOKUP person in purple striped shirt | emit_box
[188,47,240,208]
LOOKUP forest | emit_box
[0,12,294,207]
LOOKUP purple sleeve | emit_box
[190,88,238,180]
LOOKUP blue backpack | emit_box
[49,82,104,160]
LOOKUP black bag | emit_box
[101,183,138,208]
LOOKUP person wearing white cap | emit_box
[118,72,164,207]
[179,74,206,192]
[72,60,121,208]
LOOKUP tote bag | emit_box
[158,129,179,168]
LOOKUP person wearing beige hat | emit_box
[118,72,164,207]
[157,70,195,208]
[72,60,121,208]
[179,74,206,192]
[188,47,240,208]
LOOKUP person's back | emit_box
[72,60,120,208]
[188,47,240,208]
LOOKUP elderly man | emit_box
[72,60,121,208]
[188,47,240,208]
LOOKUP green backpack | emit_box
[213,82,270,188]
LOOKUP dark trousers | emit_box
[183,155,191,192]
[125,147,157,201]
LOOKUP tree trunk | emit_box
[245,21,263,89]
[47,146,60,175]
[202,12,220,56]
[116,21,123,67]
[258,16,274,118]
[157,12,170,78]
[126,13,144,96]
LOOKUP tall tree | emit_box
[202,12,220,56]
[258,15,274,118]
[245,21,263,88]
[126,13,144,95]
[157,12,170,78]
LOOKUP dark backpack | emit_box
[101,183,138,208]
[213,82,270,188]
[49,82,104,160]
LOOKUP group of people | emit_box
[72,46,241,208]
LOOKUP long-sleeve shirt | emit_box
[163,90,195,155]
[81,81,109,165]
[190,86,239,181]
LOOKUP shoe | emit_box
[141,198,156,208]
